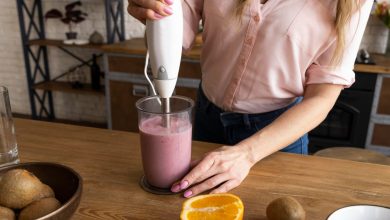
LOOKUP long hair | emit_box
[235,0,358,65]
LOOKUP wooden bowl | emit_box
[0,162,82,219]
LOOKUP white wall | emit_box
[0,1,388,123]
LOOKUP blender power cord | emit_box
[144,51,161,105]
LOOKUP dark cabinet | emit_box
[110,80,146,132]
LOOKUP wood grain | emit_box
[109,80,141,132]
[107,56,146,74]
[353,53,390,75]
[314,147,390,165]
[378,77,390,115]
[373,124,390,147]
[14,119,390,220]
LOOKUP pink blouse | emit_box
[182,0,373,113]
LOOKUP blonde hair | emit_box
[235,0,358,65]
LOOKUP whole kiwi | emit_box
[0,206,15,220]
[0,169,54,209]
[266,196,306,220]
[39,183,55,199]
[19,197,61,220]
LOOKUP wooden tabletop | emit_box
[14,118,390,220]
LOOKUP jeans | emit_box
[193,87,308,154]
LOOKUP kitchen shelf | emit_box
[16,0,125,120]
[33,81,104,96]
[28,39,107,50]
[354,54,390,75]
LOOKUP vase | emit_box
[66,32,78,40]
[89,31,104,44]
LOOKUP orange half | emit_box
[180,193,244,220]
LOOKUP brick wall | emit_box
[0,0,30,115]
[0,1,388,124]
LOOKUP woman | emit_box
[128,0,373,198]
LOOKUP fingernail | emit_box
[164,7,173,15]
[180,180,189,190]
[165,0,173,5]
[154,13,163,19]
[171,184,180,192]
[184,190,193,198]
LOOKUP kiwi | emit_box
[19,197,61,220]
[0,169,54,209]
[266,196,306,220]
[0,206,15,220]
[39,184,55,199]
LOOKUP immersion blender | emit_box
[145,0,183,128]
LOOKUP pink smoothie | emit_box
[139,116,192,189]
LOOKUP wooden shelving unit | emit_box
[28,39,106,97]
[16,0,125,120]
[33,81,104,96]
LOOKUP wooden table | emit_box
[14,119,390,220]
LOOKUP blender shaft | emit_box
[162,98,170,128]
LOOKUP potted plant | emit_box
[45,1,88,40]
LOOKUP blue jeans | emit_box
[193,87,308,154]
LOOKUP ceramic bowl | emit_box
[328,205,390,220]
[0,162,82,219]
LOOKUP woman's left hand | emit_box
[171,145,254,197]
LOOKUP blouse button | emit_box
[254,14,260,22]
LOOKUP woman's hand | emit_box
[171,145,255,198]
[127,0,174,22]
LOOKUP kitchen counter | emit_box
[355,54,390,75]
[15,118,390,219]
[102,38,390,75]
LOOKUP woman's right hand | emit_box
[127,0,174,23]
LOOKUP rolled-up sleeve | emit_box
[306,0,373,87]
[182,0,203,51]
